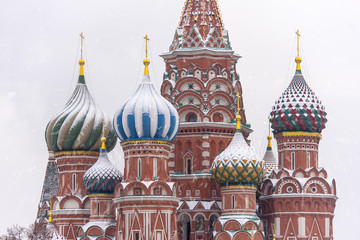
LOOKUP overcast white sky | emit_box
[0,0,359,239]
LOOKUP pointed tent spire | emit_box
[295,29,302,74]
[78,32,86,84]
[178,0,224,40]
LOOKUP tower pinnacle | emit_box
[143,34,150,75]
[179,0,224,40]
[267,116,272,150]
[295,29,302,73]
[78,32,86,83]
[236,92,241,130]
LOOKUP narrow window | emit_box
[135,232,139,240]
[72,174,76,191]
[186,158,192,174]
[307,152,310,168]
[138,158,141,178]
[153,158,157,177]
[291,152,295,170]
[232,195,235,209]
[97,202,100,216]
[281,153,284,168]
[245,195,249,209]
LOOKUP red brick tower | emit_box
[77,123,122,240]
[45,34,117,239]
[210,114,266,240]
[113,44,181,240]
[160,1,251,239]
[259,31,337,240]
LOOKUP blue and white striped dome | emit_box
[114,74,180,143]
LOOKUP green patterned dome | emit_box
[45,60,117,152]
[210,118,265,186]
[270,62,327,134]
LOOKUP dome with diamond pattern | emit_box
[83,137,122,193]
[270,58,327,134]
[210,116,265,186]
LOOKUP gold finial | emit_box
[101,119,106,150]
[273,223,276,240]
[48,197,53,223]
[143,35,150,75]
[267,116,272,149]
[236,92,241,130]
[295,29,302,71]
[79,32,85,76]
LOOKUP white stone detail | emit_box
[202,151,210,157]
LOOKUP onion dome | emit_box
[211,115,266,186]
[270,35,327,134]
[114,57,180,143]
[45,54,117,152]
[83,127,122,193]
[263,118,278,176]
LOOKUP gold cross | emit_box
[101,119,105,138]
[80,32,85,59]
[295,29,301,57]
[144,34,150,58]
[236,92,240,116]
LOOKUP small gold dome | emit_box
[79,59,85,65]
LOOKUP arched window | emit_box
[209,215,219,240]
[215,66,221,75]
[195,215,205,232]
[232,195,235,209]
[180,214,191,240]
[138,158,142,179]
[97,202,100,216]
[213,112,224,122]
[281,153,284,168]
[153,158,157,178]
[245,195,249,209]
[72,174,76,191]
[291,152,295,169]
[186,158,192,174]
[188,66,194,75]
[186,113,197,122]
[307,152,310,168]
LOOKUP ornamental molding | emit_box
[277,179,301,194]
[275,132,322,138]
[303,179,328,194]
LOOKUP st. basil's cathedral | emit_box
[35,0,337,239]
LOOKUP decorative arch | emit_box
[214,231,231,240]
[149,181,173,196]
[175,76,204,92]
[206,78,233,93]
[175,90,204,105]
[293,168,307,178]
[223,220,241,231]
[123,181,149,196]
[60,196,81,209]
[275,177,302,194]
[303,177,331,194]
[233,231,252,240]
[207,105,236,123]
[177,105,204,122]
